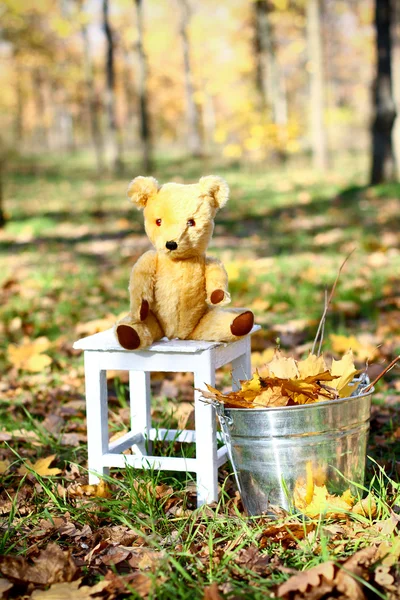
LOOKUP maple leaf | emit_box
[18,455,62,477]
[268,350,299,379]
[329,350,359,397]
[7,337,52,372]
[298,353,328,378]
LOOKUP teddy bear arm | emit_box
[128,251,157,320]
[205,256,231,306]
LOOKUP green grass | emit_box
[1,150,400,598]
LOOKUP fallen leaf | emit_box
[7,337,52,372]
[259,521,315,549]
[203,582,223,599]
[335,546,377,600]
[277,561,335,598]
[67,480,111,498]
[0,544,76,585]
[18,455,62,477]
[31,579,110,599]
[0,461,10,475]
[352,495,377,518]
[0,578,13,596]
[330,334,379,362]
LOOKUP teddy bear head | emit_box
[127,175,229,259]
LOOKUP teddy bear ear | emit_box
[199,175,229,210]
[127,176,159,209]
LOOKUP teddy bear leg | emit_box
[188,308,254,343]
[115,312,164,350]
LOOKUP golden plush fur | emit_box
[115,176,254,350]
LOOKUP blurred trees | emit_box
[178,0,203,158]
[370,0,396,184]
[0,0,392,178]
[134,0,152,172]
[306,0,327,170]
[103,0,124,172]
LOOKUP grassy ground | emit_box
[0,151,400,599]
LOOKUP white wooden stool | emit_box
[73,326,260,506]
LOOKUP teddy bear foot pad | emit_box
[230,311,254,337]
[116,325,141,350]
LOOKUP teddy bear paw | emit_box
[210,289,225,304]
[116,325,141,350]
[230,311,254,337]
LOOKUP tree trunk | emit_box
[134,0,152,172]
[14,57,24,149]
[103,0,124,173]
[370,0,396,184]
[81,22,105,173]
[391,0,400,177]
[32,68,49,150]
[254,1,288,159]
[178,0,203,158]
[306,0,328,170]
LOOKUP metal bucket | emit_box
[216,386,373,515]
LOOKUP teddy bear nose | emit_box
[166,241,178,250]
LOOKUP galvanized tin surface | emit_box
[217,389,373,515]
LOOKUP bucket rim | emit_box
[222,386,374,413]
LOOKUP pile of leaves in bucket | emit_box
[202,349,372,518]
[202,349,360,409]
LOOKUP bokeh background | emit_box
[1,0,399,393]
[1,5,400,596]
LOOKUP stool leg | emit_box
[194,353,218,507]
[232,337,252,391]
[129,371,151,455]
[84,352,109,484]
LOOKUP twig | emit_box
[363,355,400,393]
[311,248,356,356]
[317,289,328,356]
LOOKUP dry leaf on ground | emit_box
[203,582,223,600]
[277,561,336,598]
[18,454,62,477]
[7,337,52,372]
[31,579,110,600]
[277,546,377,600]
[0,544,76,586]
[259,521,315,549]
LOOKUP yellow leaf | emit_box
[330,350,358,397]
[240,372,263,393]
[253,387,287,407]
[0,460,10,474]
[298,353,328,378]
[19,454,62,477]
[268,351,299,379]
[330,333,379,362]
[7,337,52,372]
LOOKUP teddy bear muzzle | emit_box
[166,241,178,250]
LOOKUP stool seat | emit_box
[74,325,260,506]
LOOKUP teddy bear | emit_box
[115,175,254,350]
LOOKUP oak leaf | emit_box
[277,561,336,598]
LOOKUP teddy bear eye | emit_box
[187,219,195,227]
[156,219,162,226]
